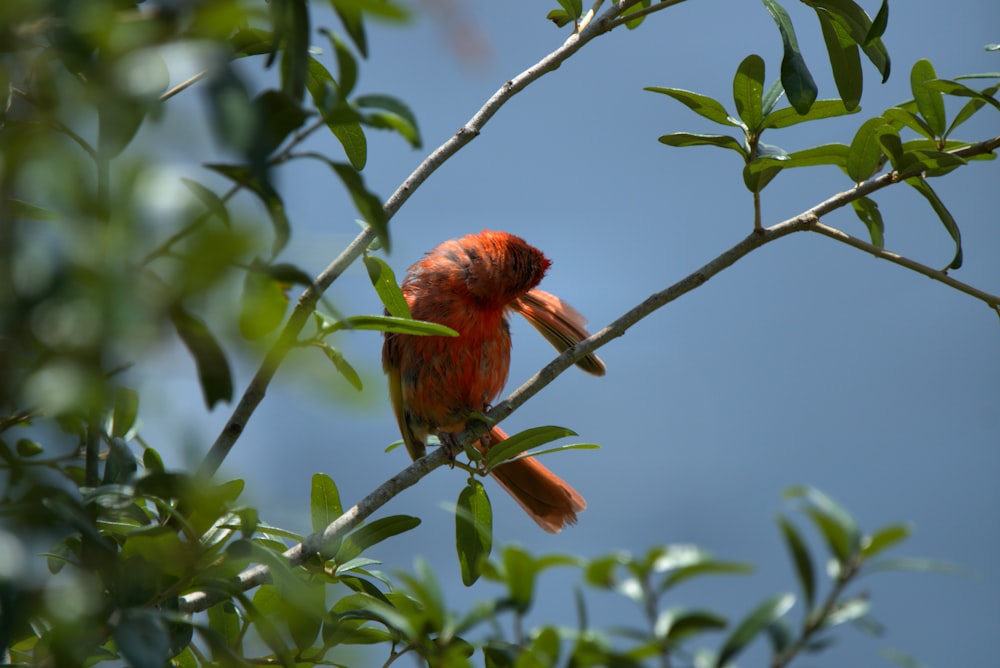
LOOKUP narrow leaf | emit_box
[851,197,885,248]
[111,387,140,439]
[865,0,889,44]
[816,9,862,110]
[181,178,231,228]
[170,304,233,409]
[657,132,747,157]
[305,56,367,170]
[777,516,815,609]
[329,314,456,336]
[205,164,290,258]
[317,343,364,391]
[645,87,741,127]
[784,486,861,565]
[861,523,912,559]
[311,473,343,533]
[364,256,411,318]
[484,426,577,469]
[335,515,421,563]
[763,0,818,114]
[716,593,795,668]
[906,177,963,269]
[911,59,947,137]
[763,98,858,129]
[356,94,422,149]
[456,479,492,586]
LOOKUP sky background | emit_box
[139,1,999,665]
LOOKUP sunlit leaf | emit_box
[657,132,747,157]
[484,425,577,469]
[777,516,815,609]
[851,196,884,248]
[335,515,421,563]
[316,343,364,391]
[364,255,411,318]
[763,98,858,128]
[311,473,343,533]
[911,59,947,138]
[645,87,742,127]
[816,9,862,110]
[733,54,766,130]
[170,304,233,409]
[906,177,963,269]
[356,94,422,149]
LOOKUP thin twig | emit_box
[607,0,691,30]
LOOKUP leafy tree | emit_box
[1,1,996,667]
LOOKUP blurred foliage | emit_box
[0,0,992,666]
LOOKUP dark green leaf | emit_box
[784,486,861,565]
[15,439,43,457]
[310,157,388,249]
[305,56,367,170]
[114,610,171,668]
[321,28,358,98]
[846,117,889,181]
[311,473,343,533]
[331,0,368,57]
[181,178,231,228]
[657,132,747,157]
[865,0,889,44]
[906,178,962,269]
[733,54,766,130]
[777,516,815,609]
[645,87,741,127]
[264,262,315,286]
[851,197,885,247]
[742,161,782,193]
[111,387,139,439]
[877,127,905,171]
[804,0,890,82]
[335,515,421,563]
[364,255,411,318]
[484,425,577,469]
[659,609,728,643]
[170,304,233,409]
[763,0,818,114]
[356,94,422,149]
[716,593,795,668]
[205,164,290,258]
[763,98,858,129]
[911,59,947,137]
[456,478,492,586]
[817,9,862,110]
[278,0,310,101]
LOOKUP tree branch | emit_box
[197,0,685,477]
[181,132,998,613]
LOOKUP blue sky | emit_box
[141,1,999,665]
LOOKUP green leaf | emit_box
[716,593,795,668]
[335,515,420,563]
[661,559,754,592]
[15,439,43,457]
[865,0,889,44]
[742,161,782,193]
[620,0,652,30]
[205,164,290,258]
[906,177,962,269]
[846,117,889,181]
[861,523,912,559]
[318,313,457,336]
[763,98,858,128]
[170,304,233,409]
[331,0,368,58]
[277,0,310,101]
[822,595,870,628]
[763,0,818,114]
[111,387,140,439]
[746,143,848,174]
[308,156,388,250]
[816,9,862,110]
[657,132,747,157]
[733,54,766,130]
[851,197,884,248]
[356,94,422,149]
[114,609,171,668]
[877,126,905,171]
[762,79,786,116]
[320,28,357,97]
[784,486,861,565]
[316,343,364,391]
[926,80,1000,137]
[181,178,231,228]
[311,473,343,533]
[456,478,492,586]
[546,9,574,28]
[777,516,815,609]
[803,0,891,82]
[484,425,577,469]
[364,256,411,318]
[911,59,947,138]
[881,107,935,141]
[659,609,728,644]
[305,56,367,170]
[555,0,583,21]
[645,87,741,127]
[4,199,60,221]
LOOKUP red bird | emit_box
[383,230,605,532]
